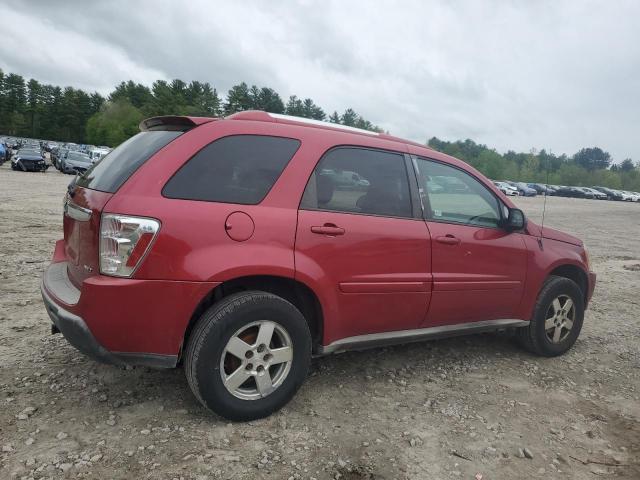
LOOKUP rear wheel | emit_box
[184,291,311,421]
[516,275,584,356]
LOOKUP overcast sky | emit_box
[1,0,638,161]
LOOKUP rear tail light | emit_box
[100,214,160,277]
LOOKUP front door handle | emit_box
[311,224,345,236]
[435,234,461,245]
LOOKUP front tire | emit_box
[184,291,311,421]
[516,275,584,356]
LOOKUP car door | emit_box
[295,147,432,345]
[413,157,528,327]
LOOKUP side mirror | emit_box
[503,208,526,231]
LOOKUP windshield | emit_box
[68,152,91,162]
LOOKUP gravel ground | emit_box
[0,161,639,480]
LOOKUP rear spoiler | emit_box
[139,116,217,132]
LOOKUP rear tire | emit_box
[184,291,311,421]
[516,275,584,356]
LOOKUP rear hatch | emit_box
[63,118,207,288]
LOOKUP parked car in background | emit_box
[42,111,595,421]
[493,181,518,196]
[88,147,111,163]
[431,175,469,193]
[622,191,640,202]
[0,139,8,164]
[591,186,623,201]
[579,187,607,200]
[62,151,93,174]
[527,183,555,195]
[11,148,48,172]
[553,186,594,199]
[53,148,71,171]
[506,181,537,196]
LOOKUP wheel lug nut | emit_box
[264,353,272,362]
[257,344,266,353]
[245,363,253,371]
[245,351,253,359]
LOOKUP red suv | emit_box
[42,111,596,420]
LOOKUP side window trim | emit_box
[411,155,506,229]
[299,145,421,220]
[403,154,424,219]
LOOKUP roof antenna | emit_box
[538,151,550,250]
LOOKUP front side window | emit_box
[415,158,502,227]
[300,147,412,218]
[163,135,301,204]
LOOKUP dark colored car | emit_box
[42,111,595,421]
[553,187,593,199]
[527,183,554,195]
[51,148,69,170]
[591,186,623,201]
[62,151,93,174]
[505,181,536,197]
[11,148,48,172]
[579,187,607,200]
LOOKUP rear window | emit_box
[76,131,182,193]
[162,135,301,205]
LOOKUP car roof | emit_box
[142,111,434,153]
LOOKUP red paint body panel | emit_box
[63,188,113,288]
[295,210,431,344]
[424,222,527,326]
[43,113,595,361]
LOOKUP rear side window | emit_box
[77,131,182,192]
[162,135,300,204]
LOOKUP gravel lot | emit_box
[1,162,638,479]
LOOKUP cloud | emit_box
[1,0,639,161]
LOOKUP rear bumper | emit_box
[41,256,219,368]
[41,283,125,365]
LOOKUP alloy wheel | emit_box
[544,294,575,344]
[220,320,293,400]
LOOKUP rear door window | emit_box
[162,135,301,204]
[77,131,182,193]
[300,147,413,218]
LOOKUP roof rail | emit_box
[227,110,379,136]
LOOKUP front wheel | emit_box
[516,275,584,356]
[184,291,311,421]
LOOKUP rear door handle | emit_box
[311,224,345,236]
[435,234,461,245]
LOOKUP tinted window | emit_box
[77,131,182,193]
[415,158,502,227]
[300,147,412,218]
[163,135,300,204]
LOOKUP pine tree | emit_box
[224,82,251,114]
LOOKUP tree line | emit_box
[427,138,639,191]
[0,69,380,147]
[1,68,637,190]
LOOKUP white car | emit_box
[493,181,519,196]
[88,147,111,163]
[623,191,640,202]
